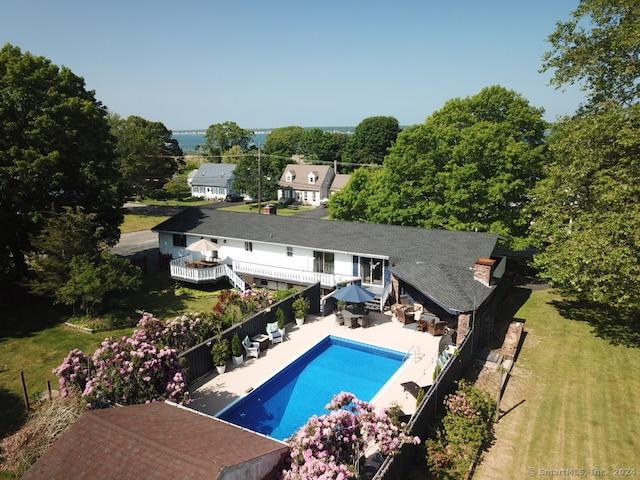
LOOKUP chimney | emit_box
[474,258,496,287]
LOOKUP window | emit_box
[360,257,383,285]
[173,234,186,247]
[287,246,293,257]
[245,241,253,252]
[313,251,334,274]
[312,192,317,202]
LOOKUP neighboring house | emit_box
[22,402,287,480]
[152,207,505,332]
[190,163,237,200]
[277,164,335,206]
[328,173,351,197]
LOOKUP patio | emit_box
[188,310,443,423]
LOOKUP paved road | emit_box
[112,230,159,256]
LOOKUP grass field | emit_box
[121,214,169,233]
[0,274,222,440]
[219,203,317,216]
[474,288,640,478]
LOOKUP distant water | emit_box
[173,127,354,153]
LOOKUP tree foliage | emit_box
[202,121,253,157]
[29,207,141,314]
[109,114,183,198]
[529,104,640,307]
[232,151,287,201]
[331,87,548,247]
[327,168,385,221]
[343,116,400,167]
[299,127,347,164]
[263,125,305,156]
[0,43,124,281]
[541,0,640,108]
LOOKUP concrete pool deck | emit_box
[188,311,443,421]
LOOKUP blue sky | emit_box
[1,0,583,130]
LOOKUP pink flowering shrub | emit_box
[54,335,189,410]
[133,313,214,352]
[84,336,188,408]
[240,288,274,314]
[211,288,275,329]
[52,349,91,397]
[426,380,494,479]
[283,392,420,480]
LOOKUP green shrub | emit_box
[426,380,495,479]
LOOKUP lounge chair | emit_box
[242,336,260,359]
[266,321,284,345]
[401,381,431,398]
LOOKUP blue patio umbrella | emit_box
[332,284,376,303]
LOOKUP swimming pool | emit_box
[217,335,406,440]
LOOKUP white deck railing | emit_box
[232,260,357,288]
[169,255,246,290]
[170,256,366,290]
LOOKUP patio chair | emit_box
[428,320,448,336]
[396,307,415,325]
[266,321,284,345]
[358,312,370,328]
[242,336,260,359]
[335,310,344,327]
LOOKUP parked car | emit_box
[225,193,244,202]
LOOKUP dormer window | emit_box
[308,172,318,184]
[285,170,296,182]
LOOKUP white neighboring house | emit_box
[190,163,237,200]
[277,164,335,206]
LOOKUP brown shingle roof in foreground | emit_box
[22,402,287,480]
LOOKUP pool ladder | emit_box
[403,344,423,363]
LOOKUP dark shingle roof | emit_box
[23,402,286,480]
[191,163,236,188]
[153,207,499,312]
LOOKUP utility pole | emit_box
[257,146,262,213]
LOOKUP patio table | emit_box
[341,309,363,328]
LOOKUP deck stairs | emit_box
[364,282,392,312]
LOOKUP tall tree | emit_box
[343,116,400,167]
[202,121,253,158]
[231,152,285,202]
[263,126,305,157]
[0,44,124,282]
[327,168,384,221]
[299,128,346,164]
[541,0,640,108]
[529,104,640,307]
[29,207,141,314]
[531,1,640,308]
[109,114,184,198]
[331,87,548,247]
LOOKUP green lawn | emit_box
[0,274,222,439]
[474,289,640,478]
[219,203,317,216]
[121,214,170,233]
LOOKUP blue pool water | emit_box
[217,336,405,440]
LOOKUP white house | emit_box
[277,164,335,206]
[152,207,506,322]
[190,163,237,200]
